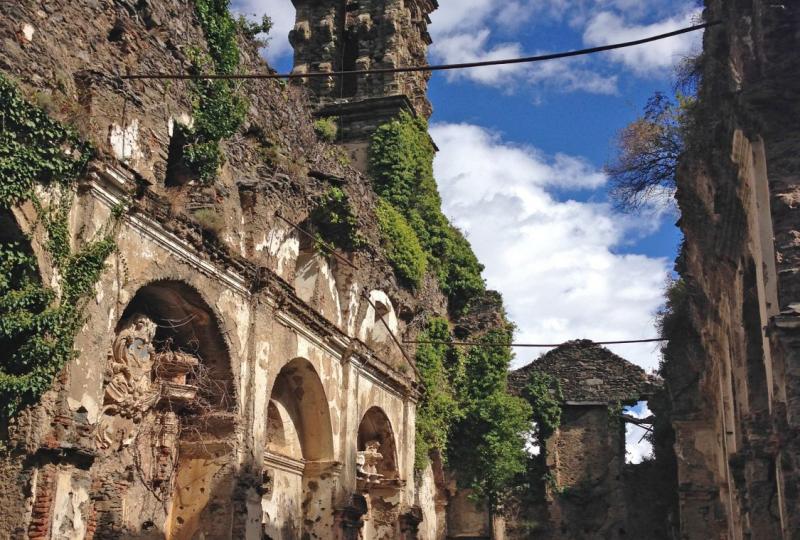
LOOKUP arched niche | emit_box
[263,358,337,539]
[117,279,235,410]
[357,406,399,481]
[98,279,236,539]
[358,290,399,348]
[267,357,334,462]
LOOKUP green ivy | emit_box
[183,0,248,183]
[310,187,365,252]
[523,371,563,440]
[369,111,485,310]
[0,76,92,207]
[375,198,427,287]
[0,74,116,419]
[448,327,534,503]
[414,317,462,469]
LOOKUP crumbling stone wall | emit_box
[0,0,450,538]
[665,1,800,538]
[507,342,661,540]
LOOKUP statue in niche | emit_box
[96,313,159,450]
[356,440,384,485]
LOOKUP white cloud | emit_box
[428,0,702,90]
[583,9,703,76]
[430,122,669,372]
[624,401,654,464]
[231,0,296,63]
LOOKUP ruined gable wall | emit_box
[667,1,800,538]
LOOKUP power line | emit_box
[406,338,668,348]
[120,21,718,81]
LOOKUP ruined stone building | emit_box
[662,0,800,538]
[0,0,450,538]
[3,0,800,539]
[508,341,662,540]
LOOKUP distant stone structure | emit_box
[508,340,660,539]
[290,0,438,169]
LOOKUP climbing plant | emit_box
[369,111,484,311]
[0,74,117,419]
[375,198,427,287]
[414,317,462,469]
[523,370,563,441]
[181,0,248,183]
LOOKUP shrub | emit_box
[314,117,339,143]
[376,199,427,287]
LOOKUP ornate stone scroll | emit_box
[96,314,159,450]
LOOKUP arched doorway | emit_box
[357,407,402,539]
[263,357,337,539]
[95,280,236,539]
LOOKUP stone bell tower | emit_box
[289,0,438,168]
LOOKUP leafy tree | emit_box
[448,328,534,503]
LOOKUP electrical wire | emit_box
[120,21,719,81]
[406,338,668,348]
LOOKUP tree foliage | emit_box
[414,318,462,469]
[607,92,693,211]
[448,328,534,502]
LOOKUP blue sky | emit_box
[232,0,701,380]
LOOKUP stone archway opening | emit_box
[263,357,337,539]
[357,406,402,539]
[96,280,236,539]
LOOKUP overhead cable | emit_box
[120,21,719,81]
[406,338,668,348]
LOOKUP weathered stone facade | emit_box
[0,1,447,538]
[665,1,800,538]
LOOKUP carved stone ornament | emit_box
[356,440,384,485]
[95,314,159,450]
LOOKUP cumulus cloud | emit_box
[231,0,296,63]
[428,0,702,90]
[430,122,668,372]
[583,8,703,77]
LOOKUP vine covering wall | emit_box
[0,75,116,420]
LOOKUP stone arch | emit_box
[96,279,237,539]
[357,406,398,480]
[267,357,335,461]
[263,357,338,539]
[117,279,235,409]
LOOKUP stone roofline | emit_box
[509,339,662,405]
[86,158,420,401]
